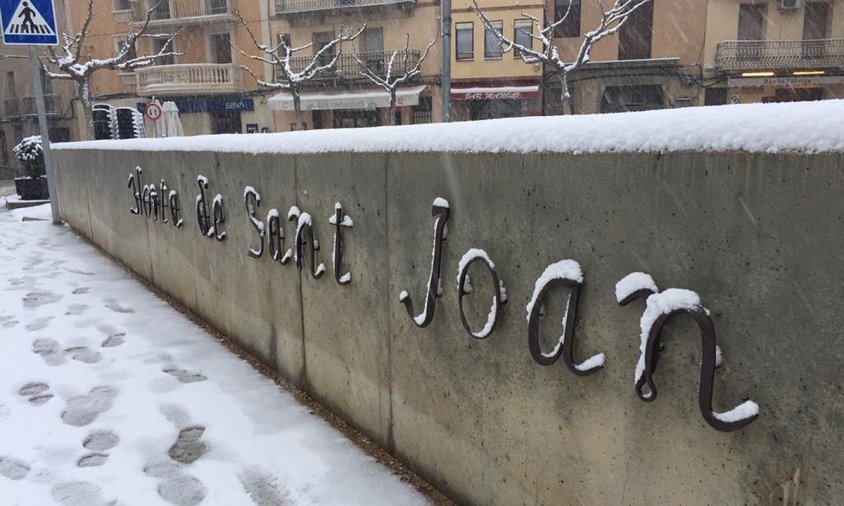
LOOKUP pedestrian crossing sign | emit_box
[0,0,58,45]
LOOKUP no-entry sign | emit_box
[145,102,162,121]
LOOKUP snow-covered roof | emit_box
[54,100,844,155]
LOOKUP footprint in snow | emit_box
[143,461,208,506]
[65,346,102,364]
[33,338,66,366]
[101,333,125,348]
[83,430,119,452]
[25,316,53,331]
[157,474,207,506]
[65,304,89,316]
[72,287,91,295]
[168,426,207,465]
[18,382,54,405]
[61,386,118,427]
[0,456,31,480]
[76,453,108,468]
[0,315,19,328]
[104,299,134,314]
[51,481,115,506]
[163,367,207,384]
[23,291,62,309]
[239,465,289,506]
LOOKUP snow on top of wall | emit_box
[54,100,844,155]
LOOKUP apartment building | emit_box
[267,0,442,130]
[704,0,844,105]
[0,0,77,177]
[64,0,271,136]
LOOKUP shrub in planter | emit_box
[13,135,48,200]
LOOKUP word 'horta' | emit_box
[401,197,758,432]
[127,167,183,227]
[243,186,353,285]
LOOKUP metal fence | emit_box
[274,0,414,15]
[715,38,844,71]
[281,50,421,86]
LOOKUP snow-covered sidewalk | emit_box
[0,204,430,506]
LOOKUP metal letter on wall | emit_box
[196,176,211,236]
[127,166,142,215]
[616,273,759,432]
[244,186,264,258]
[525,260,605,376]
[329,203,353,286]
[400,198,450,328]
[294,212,325,279]
[456,249,506,339]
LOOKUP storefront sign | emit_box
[728,75,844,88]
[162,97,255,114]
[452,86,540,101]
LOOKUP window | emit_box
[618,0,653,60]
[152,36,175,65]
[802,2,830,58]
[112,0,130,10]
[313,31,336,65]
[115,37,137,60]
[704,88,728,106]
[456,22,474,61]
[484,21,503,59]
[210,33,232,64]
[600,85,664,113]
[362,27,384,53]
[514,19,533,58]
[738,4,765,40]
[362,28,385,75]
[413,97,432,124]
[554,0,580,38]
[277,33,291,55]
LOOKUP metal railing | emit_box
[136,63,242,95]
[4,99,20,119]
[715,38,844,71]
[275,0,415,15]
[131,0,232,22]
[281,50,420,86]
[21,95,62,116]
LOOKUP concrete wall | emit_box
[52,147,844,505]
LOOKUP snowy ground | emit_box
[0,204,430,506]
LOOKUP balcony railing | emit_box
[715,38,844,71]
[21,95,62,117]
[281,50,420,86]
[136,63,243,96]
[4,99,20,119]
[275,0,415,16]
[131,0,235,24]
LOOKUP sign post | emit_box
[1,0,60,223]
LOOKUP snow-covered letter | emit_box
[399,197,450,328]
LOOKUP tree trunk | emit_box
[389,93,397,126]
[293,92,305,131]
[559,73,574,115]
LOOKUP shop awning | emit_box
[451,85,540,101]
[268,85,427,111]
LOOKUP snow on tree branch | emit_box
[236,13,364,92]
[236,13,364,129]
[41,0,180,105]
[352,22,438,124]
[472,0,652,113]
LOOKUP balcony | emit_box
[21,95,63,117]
[130,0,236,26]
[275,0,415,16]
[4,99,20,120]
[136,63,243,96]
[715,39,844,72]
[282,50,420,87]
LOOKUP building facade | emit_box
[704,0,844,105]
[268,0,442,130]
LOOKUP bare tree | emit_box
[473,0,652,114]
[353,25,438,126]
[42,0,178,139]
[237,15,364,130]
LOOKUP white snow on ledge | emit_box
[54,100,844,156]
